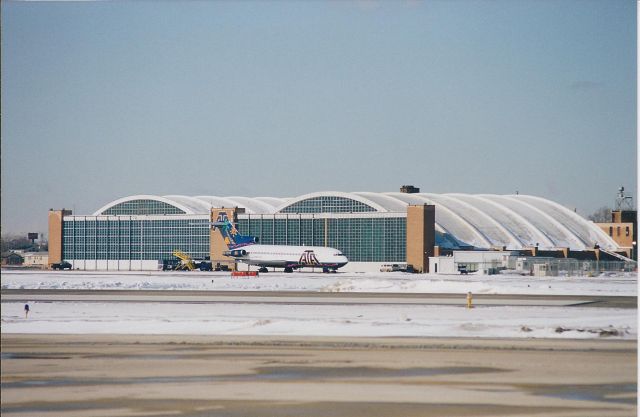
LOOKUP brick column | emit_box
[406,204,435,273]
[48,209,71,266]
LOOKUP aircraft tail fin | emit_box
[213,212,258,249]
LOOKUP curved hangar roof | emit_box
[93,192,618,251]
[93,195,289,216]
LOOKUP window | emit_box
[238,215,405,262]
[62,216,209,261]
[280,196,376,214]
[103,200,185,215]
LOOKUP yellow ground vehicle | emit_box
[172,250,196,271]
[169,250,213,271]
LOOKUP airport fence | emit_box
[476,259,637,277]
[519,259,638,277]
[554,259,636,277]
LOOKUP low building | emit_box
[22,252,49,268]
[596,210,637,260]
[1,251,24,266]
[429,250,516,275]
[429,252,634,277]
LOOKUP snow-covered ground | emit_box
[1,269,637,296]
[1,270,636,339]
[2,301,636,340]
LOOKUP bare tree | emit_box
[1,235,45,252]
[587,206,612,223]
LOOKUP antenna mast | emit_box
[615,186,634,210]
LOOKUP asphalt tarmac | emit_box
[2,289,637,308]
[1,334,636,417]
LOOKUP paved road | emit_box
[2,289,636,308]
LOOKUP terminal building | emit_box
[48,187,631,272]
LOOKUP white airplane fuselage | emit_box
[226,244,349,270]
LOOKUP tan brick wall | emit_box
[406,205,435,273]
[597,222,634,249]
[47,210,66,265]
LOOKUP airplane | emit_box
[213,212,349,273]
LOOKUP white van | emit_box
[380,264,404,272]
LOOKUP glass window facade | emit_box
[280,196,377,214]
[238,215,405,262]
[102,200,186,216]
[63,214,406,264]
[63,217,209,261]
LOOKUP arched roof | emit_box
[93,195,194,216]
[163,195,214,214]
[226,196,280,215]
[274,191,388,213]
[92,192,620,251]
[93,195,288,216]
[254,197,290,208]
[274,191,619,251]
[194,196,286,214]
[194,196,248,211]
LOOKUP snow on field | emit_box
[1,269,637,296]
[2,270,636,339]
[2,301,636,339]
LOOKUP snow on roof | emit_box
[92,192,620,251]
[162,195,213,214]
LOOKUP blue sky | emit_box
[1,0,636,235]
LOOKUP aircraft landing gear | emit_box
[258,267,268,273]
[322,267,330,273]
[284,267,293,273]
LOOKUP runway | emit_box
[2,289,636,308]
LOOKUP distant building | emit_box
[48,187,628,272]
[1,251,24,266]
[22,252,49,268]
[596,210,637,260]
[428,250,634,276]
[429,250,515,275]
